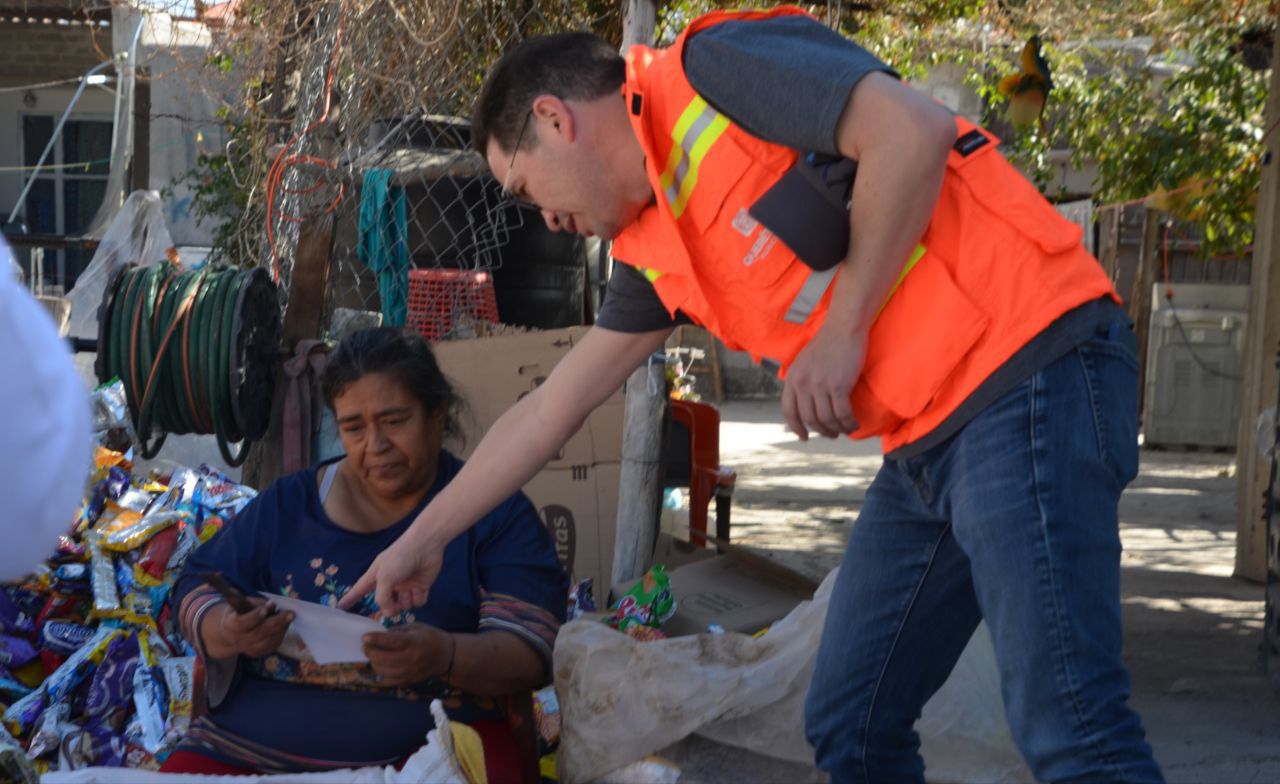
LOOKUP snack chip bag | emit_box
[607,564,676,632]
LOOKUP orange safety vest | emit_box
[611,6,1119,453]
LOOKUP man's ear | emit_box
[531,94,576,143]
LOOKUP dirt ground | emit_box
[663,400,1280,784]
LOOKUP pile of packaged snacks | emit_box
[0,381,256,774]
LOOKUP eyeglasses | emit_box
[500,110,536,209]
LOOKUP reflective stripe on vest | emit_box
[660,96,730,219]
[877,244,927,316]
[638,267,662,283]
[782,244,927,325]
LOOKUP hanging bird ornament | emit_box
[998,35,1053,129]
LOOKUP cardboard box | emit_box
[661,555,813,637]
[611,536,816,637]
[433,328,624,592]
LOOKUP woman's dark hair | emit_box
[472,32,625,157]
[320,328,462,438]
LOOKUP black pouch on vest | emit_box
[748,151,857,272]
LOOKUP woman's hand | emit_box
[202,599,295,660]
[363,623,453,687]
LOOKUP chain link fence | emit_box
[137,0,623,339]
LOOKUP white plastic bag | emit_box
[555,568,1031,784]
[67,191,175,340]
[41,701,465,784]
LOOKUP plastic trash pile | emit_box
[0,380,255,775]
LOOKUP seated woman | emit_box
[164,328,568,777]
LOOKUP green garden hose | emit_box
[95,263,281,466]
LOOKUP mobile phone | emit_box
[200,572,259,614]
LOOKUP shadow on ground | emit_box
[680,402,1280,783]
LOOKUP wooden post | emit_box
[241,3,341,490]
[621,0,657,50]
[1097,205,1122,284]
[242,215,334,489]
[129,67,150,193]
[1132,207,1163,421]
[613,355,668,585]
[1236,37,1280,583]
[610,0,663,585]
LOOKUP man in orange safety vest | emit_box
[345,9,1164,782]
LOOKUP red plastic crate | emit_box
[405,268,500,341]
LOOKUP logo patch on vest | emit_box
[731,208,759,237]
[953,129,990,157]
[742,228,777,267]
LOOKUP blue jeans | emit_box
[804,330,1163,783]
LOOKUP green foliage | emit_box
[846,1,1271,256]
[164,111,263,269]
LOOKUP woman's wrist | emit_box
[439,631,457,683]
[201,603,237,660]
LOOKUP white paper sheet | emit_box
[261,593,385,665]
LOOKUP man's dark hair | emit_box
[320,327,462,438]
[472,32,625,156]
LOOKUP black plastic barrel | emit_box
[387,115,586,330]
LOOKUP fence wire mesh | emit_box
[120,0,622,338]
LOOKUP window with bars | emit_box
[20,114,112,294]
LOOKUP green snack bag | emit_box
[608,564,676,631]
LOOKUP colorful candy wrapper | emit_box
[101,494,191,553]
[160,657,195,741]
[52,564,91,598]
[130,661,167,754]
[60,721,129,770]
[54,563,87,582]
[0,664,31,700]
[103,467,131,502]
[196,514,224,544]
[0,591,35,637]
[27,702,70,758]
[165,468,201,504]
[622,625,667,642]
[13,659,47,689]
[57,536,87,559]
[87,533,120,613]
[41,621,95,656]
[39,650,68,678]
[608,564,676,632]
[0,634,38,668]
[167,522,202,576]
[5,626,119,734]
[532,686,561,745]
[93,447,127,472]
[85,632,141,719]
[567,579,596,620]
[91,380,134,438]
[47,625,118,705]
[3,688,46,735]
[114,560,137,600]
[35,593,82,631]
[197,465,256,517]
[137,525,180,583]
[113,486,153,515]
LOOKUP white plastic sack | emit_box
[42,701,466,784]
[555,568,1030,784]
[67,191,175,340]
